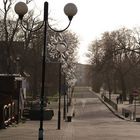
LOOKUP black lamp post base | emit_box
[58,110,61,130]
[38,128,43,140]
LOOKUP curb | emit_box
[99,96,125,120]
[91,91,132,121]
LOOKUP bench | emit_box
[67,106,75,122]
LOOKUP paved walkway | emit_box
[1,87,140,140]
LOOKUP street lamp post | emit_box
[133,90,138,120]
[134,96,136,120]
[16,57,20,73]
[56,43,67,129]
[63,74,66,120]
[132,94,137,120]
[62,64,69,120]
[14,1,77,140]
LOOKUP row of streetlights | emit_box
[14,1,77,140]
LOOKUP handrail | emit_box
[103,95,118,111]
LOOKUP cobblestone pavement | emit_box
[0,119,73,140]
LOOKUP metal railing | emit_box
[102,95,118,111]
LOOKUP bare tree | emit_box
[0,0,20,73]
[89,27,140,100]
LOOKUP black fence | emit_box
[102,95,118,111]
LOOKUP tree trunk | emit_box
[120,74,127,101]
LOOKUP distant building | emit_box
[75,63,93,87]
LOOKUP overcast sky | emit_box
[31,0,140,63]
[2,0,140,63]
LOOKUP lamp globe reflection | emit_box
[57,43,67,54]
